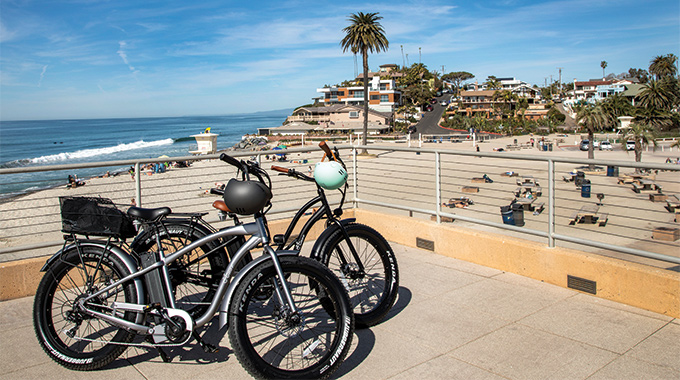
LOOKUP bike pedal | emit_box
[193,331,219,354]
[156,346,172,363]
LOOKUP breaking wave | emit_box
[1,138,174,168]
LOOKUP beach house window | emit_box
[380,95,389,103]
[370,95,380,100]
[349,111,359,118]
[353,91,364,98]
[380,83,388,90]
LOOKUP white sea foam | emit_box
[29,139,174,164]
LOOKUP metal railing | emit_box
[1,144,679,269]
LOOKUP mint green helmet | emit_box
[314,161,348,190]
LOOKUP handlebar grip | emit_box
[319,141,333,158]
[271,165,290,174]
[220,153,242,168]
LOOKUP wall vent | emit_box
[416,237,435,251]
[567,275,597,294]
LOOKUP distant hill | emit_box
[252,108,295,117]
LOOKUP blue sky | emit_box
[1,0,678,121]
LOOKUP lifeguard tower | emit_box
[190,128,218,155]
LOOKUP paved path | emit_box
[1,243,678,379]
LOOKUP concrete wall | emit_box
[353,209,680,318]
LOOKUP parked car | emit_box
[423,104,433,112]
[440,100,448,106]
[429,98,437,104]
[579,140,590,151]
[626,141,636,151]
[592,140,600,148]
[408,125,417,134]
[599,141,612,150]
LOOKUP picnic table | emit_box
[568,204,608,226]
[516,175,540,187]
[666,194,680,212]
[512,196,545,213]
[632,179,661,193]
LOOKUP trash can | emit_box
[581,179,591,198]
[500,205,515,225]
[606,165,618,177]
[543,144,548,151]
[575,171,585,187]
[511,203,525,227]
[548,143,553,151]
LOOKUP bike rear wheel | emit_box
[33,246,138,370]
[228,256,354,379]
[317,223,399,328]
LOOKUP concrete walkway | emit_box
[1,243,678,379]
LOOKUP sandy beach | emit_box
[1,134,678,267]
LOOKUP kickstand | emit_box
[155,346,172,363]
[193,331,219,353]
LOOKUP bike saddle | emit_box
[211,200,231,213]
[127,206,171,221]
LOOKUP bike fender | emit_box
[218,250,300,329]
[309,218,356,261]
[41,240,144,305]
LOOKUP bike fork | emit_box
[264,245,298,315]
[331,220,365,273]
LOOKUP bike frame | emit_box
[274,181,365,272]
[75,213,299,334]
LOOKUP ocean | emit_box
[0,111,290,199]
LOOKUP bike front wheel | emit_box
[33,246,138,370]
[317,223,399,328]
[228,256,354,379]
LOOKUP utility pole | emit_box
[419,47,421,64]
[405,54,409,66]
[549,75,553,98]
[441,65,445,75]
[401,45,405,68]
[557,67,563,96]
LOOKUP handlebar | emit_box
[220,153,272,189]
[271,165,314,182]
[219,153,242,169]
[319,141,333,160]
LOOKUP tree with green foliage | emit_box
[622,123,657,166]
[341,12,389,152]
[600,61,607,78]
[638,79,676,111]
[442,71,474,96]
[577,104,609,164]
[649,54,678,80]
[485,76,501,90]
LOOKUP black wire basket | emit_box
[59,196,136,238]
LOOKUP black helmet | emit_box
[223,178,272,215]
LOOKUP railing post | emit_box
[548,159,555,247]
[353,147,358,209]
[134,161,142,207]
[435,151,441,224]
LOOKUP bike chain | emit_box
[62,328,192,348]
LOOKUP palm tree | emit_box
[341,12,389,153]
[622,123,657,166]
[577,104,608,164]
[638,79,675,111]
[649,54,678,80]
[600,61,608,79]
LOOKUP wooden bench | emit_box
[514,187,522,197]
[471,177,485,183]
[650,193,667,202]
[597,213,608,226]
[532,202,545,215]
